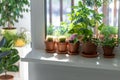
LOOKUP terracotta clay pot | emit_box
[82,41,97,54]
[103,46,115,58]
[81,41,98,58]
[0,75,14,80]
[68,42,80,55]
[45,41,56,53]
[57,42,67,54]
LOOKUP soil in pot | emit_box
[0,75,14,80]
[45,41,56,53]
[57,42,67,54]
[68,42,80,55]
[81,41,98,58]
[3,27,16,30]
[103,46,115,58]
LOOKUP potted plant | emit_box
[14,32,27,47]
[45,36,56,53]
[0,36,20,80]
[101,38,119,58]
[68,34,80,55]
[57,36,67,54]
[0,0,30,34]
[0,48,19,80]
[14,28,31,47]
[68,1,103,58]
[53,22,69,37]
[99,25,119,58]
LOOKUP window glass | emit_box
[46,0,119,36]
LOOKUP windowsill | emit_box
[21,49,120,71]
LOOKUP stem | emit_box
[5,70,7,77]
[8,22,13,28]
[94,1,99,38]
[5,1,13,28]
[4,56,7,78]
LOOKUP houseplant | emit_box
[0,36,20,80]
[68,1,103,58]
[99,25,119,58]
[53,22,69,37]
[0,0,30,34]
[47,24,54,35]
[14,29,31,47]
[68,34,80,55]
[45,36,56,53]
[14,32,27,47]
[101,38,119,58]
[57,36,67,54]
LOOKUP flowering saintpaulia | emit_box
[70,33,78,41]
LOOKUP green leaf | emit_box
[7,55,20,65]
[98,23,105,30]
[0,65,4,74]
[7,65,19,72]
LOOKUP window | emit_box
[46,0,119,36]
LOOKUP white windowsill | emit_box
[21,49,120,71]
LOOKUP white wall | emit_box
[14,11,31,31]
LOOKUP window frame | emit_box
[31,0,120,50]
[31,0,45,49]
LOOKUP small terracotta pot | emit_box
[103,46,114,57]
[0,75,14,80]
[68,42,80,55]
[82,41,97,55]
[45,41,56,52]
[57,42,67,53]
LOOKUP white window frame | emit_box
[31,0,45,49]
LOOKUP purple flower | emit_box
[70,34,77,40]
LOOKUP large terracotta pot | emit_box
[103,46,115,58]
[45,41,56,53]
[0,75,14,80]
[82,41,97,54]
[57,42,67,54]
[68,42,80,55]
[81,41,98,58]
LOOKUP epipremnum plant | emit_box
[0,0,30,28]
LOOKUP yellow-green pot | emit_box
[2,27,17,35]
